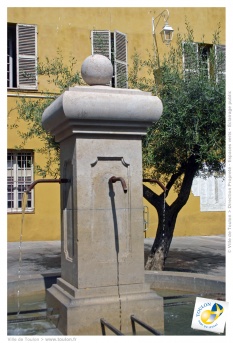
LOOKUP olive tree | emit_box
[129,22,225,270]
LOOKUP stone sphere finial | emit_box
[81,54,113,86]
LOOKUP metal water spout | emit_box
[26,178,70,194]
[109,176,127,193]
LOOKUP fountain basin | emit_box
[8,270,225,299]
[146,271,225,294]
[7,286,225,336]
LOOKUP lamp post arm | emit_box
[152,9,170,35]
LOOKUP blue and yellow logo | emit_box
[201,303,224,325]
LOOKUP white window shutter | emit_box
[182,42,198,78]
[215,45,226,82]
[17,24,37,89]
[91,30,111,85]
[114,31,128,88]
[91,30,111,59]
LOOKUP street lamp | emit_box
[152,9,174,46]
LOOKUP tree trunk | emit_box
[143,155,199,270]
[143,188,177,270]
[145,215,178,270]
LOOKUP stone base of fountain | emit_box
[42,55,165,336]
[47,278,164,335]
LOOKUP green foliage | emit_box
[38,49,82,92]
[129,21,225,190]
[9,50,82,177]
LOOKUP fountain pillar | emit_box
[42,55,164,335]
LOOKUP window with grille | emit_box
[182,42,226,82]
[7,23,37,89]
[91,30,128,88]
[7,151,34,213]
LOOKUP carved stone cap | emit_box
[42,56,163,142]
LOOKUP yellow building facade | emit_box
[7,7,226,241]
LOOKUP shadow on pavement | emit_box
[144,246,225,275]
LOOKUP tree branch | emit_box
[171,155,199,213]
[165,170,183,196]
[143,184,167,212]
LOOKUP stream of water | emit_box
[162,192,166,237]
[17,192,28,316]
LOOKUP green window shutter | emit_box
[91,30,111,59]
[182,41,199,78]
[114,31,128,88]
[17,24,37,89]
[215,44,226,82]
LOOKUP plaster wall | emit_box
[7,7,226,241]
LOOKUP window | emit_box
[7,23,37,89]
[7,151,34,213]
[215,45,226,82]
[183,42,225,82]
[91,30,128,88]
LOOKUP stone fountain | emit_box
[42,54,163,335]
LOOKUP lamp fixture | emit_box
[152,9,174,45]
